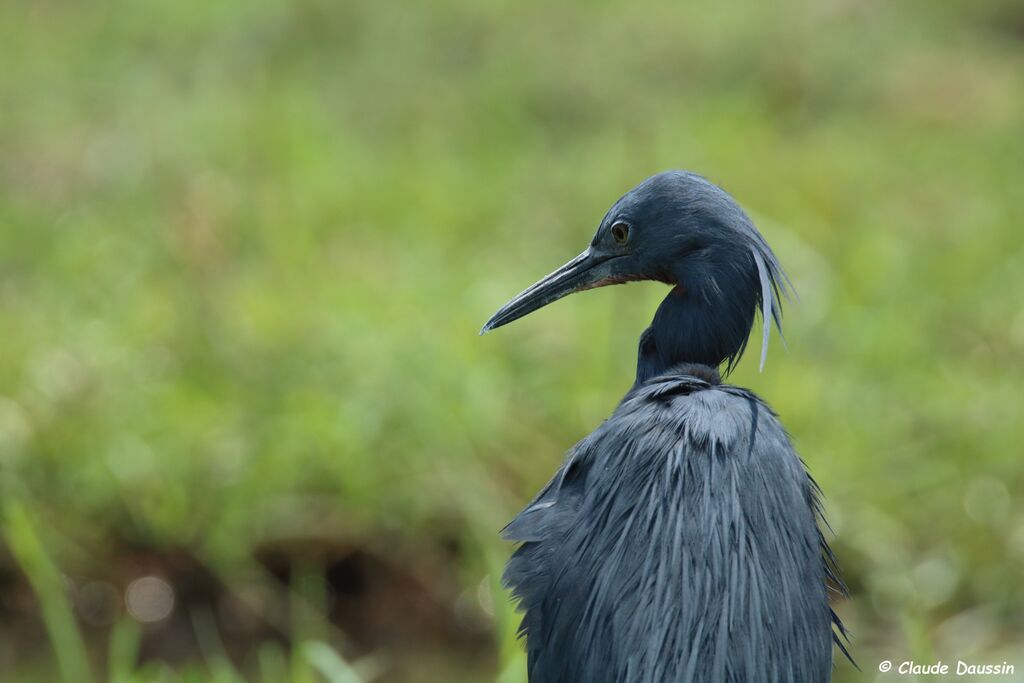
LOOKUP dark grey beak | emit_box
[480,249,623,334]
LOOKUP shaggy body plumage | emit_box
[504,368,840,681]
[482,171,848,682]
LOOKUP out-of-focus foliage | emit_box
[1,0,1023,680]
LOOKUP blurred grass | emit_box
[1,0,1023,680]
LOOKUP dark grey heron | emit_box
[481,171,850,682]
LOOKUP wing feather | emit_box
[504,375,845,682]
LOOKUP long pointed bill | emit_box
[480,249,624,334]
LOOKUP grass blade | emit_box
[3,500,95,683]
[301,641,364,683]
[109,618,142,683]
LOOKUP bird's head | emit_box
[482,170,791,373]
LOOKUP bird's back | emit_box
[504,367,840,682]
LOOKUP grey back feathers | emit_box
[503,367,846,682]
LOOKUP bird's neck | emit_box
[637,271,757,383]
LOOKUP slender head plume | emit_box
[481,170,792,377]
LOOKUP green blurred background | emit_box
[2,0,1023,681]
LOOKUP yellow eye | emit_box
[611,222,630,244]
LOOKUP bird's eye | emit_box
[611,222,630,244]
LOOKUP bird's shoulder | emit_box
[609,364,785,454]
[503,366,793,544]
